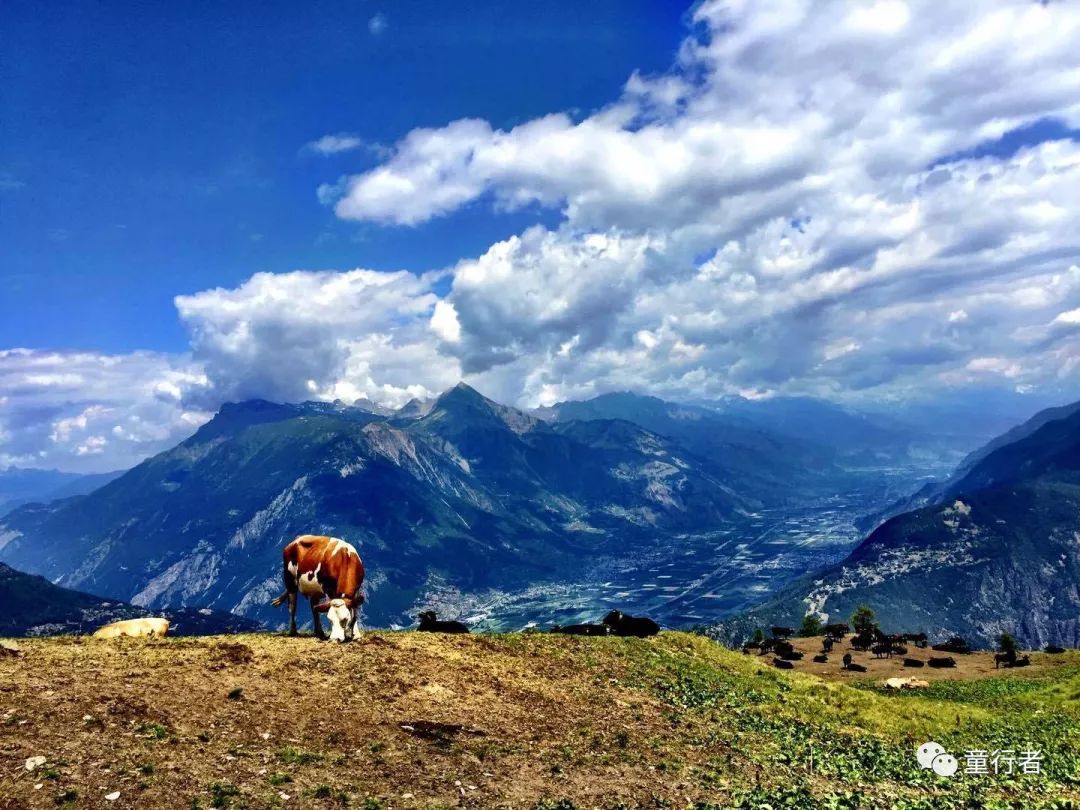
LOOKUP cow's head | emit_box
[316,598,356,642]
[602,610,624,627]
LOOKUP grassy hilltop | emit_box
[1,632,1078,809]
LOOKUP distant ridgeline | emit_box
[713,400,1080,649]
[0,386,848,630]
[0,562,260,637]
[1,384,1075,642]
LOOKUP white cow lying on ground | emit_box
[92,617,170,639]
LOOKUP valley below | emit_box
[453,463,943,631]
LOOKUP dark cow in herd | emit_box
[271,534,365,643]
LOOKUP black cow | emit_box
[847,662,868,673]
[417,611,470,634]
[1009,655,1031,668]
[904,632,928,648]
[773,658,794,670]
[850,633,874,651]
[903,658,925,668]
[842,652,853,670]
[994,650,1016,669]
[822,637,834,653]
[928,656,956,668]
[1045,645,1066,654]
[771,626,794,639]
[812,654,828,664]
[602,610,660,638]
[824,623,849,639]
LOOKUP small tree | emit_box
[751,628,765,645]
[998,632,1017,657]
[850,605,877,637]
[799,614,824,637]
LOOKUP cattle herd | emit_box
[744,624,968,672]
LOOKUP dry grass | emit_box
[0,632,1077,809]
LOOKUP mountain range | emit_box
[2,383,1074,645]
[0,467,124,517]
[0,562,260,637]
[715,401,1080,648]
[2,384,826,629]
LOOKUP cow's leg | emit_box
[310,596,327,640]
[287,592,298,637]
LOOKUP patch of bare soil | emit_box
[0,633,740,809]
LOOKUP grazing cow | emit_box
[871,643,894,659]
[93,617,169,639]
[417,611,469,634]
[813,654,828,664]
[551,623,610,636]
[773,658,794,670]
[904,632,928,648]
[850,633,873,651]
[994,651,1016,669]
[847,662,868,673]
[903,658,925,668]
[842,652,853,670]
[822,637,834,653]
[271,535,365,643]
[824,623,849,640]
[602,610,660,637]
[771,626,794,639]
[1045,645,1066,654]
[928,656,956,668]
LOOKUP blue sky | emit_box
[1,0,684,353]
[3,0,1080,472]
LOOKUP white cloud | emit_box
[317,0,1080,406]
[368,13,387,36]
[0,349,211,473]
[175,268,459,408]
[7,0,1080,471]
[303,133,388,158]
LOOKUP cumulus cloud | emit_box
[8,0,1080,471]
[318,0,1080,406]
[0,350,211,473]
[175,268,460,408]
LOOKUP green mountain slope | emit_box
[0,562,260,636]
[717,401,1080,649]
[1,385,797,629]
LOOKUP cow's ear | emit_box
[314,601,331,613]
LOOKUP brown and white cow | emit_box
[270,535,365,642]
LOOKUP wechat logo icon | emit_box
[917,741,958,777]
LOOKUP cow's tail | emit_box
[271,592,288,608]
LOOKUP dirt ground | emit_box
[1,632,1076,809]
[0,632,738,810]
[756,635,1072,683]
